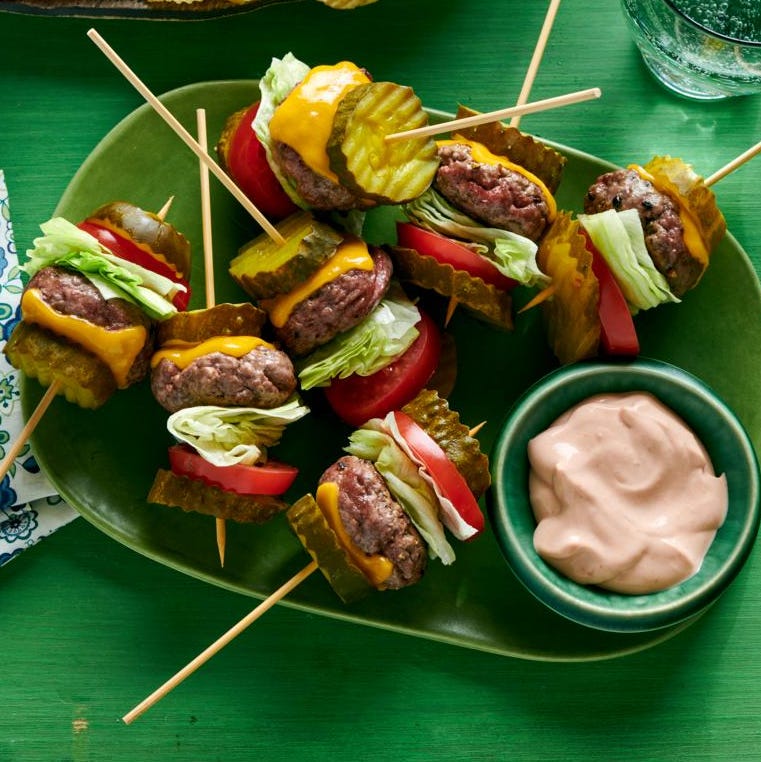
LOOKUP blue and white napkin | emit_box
[0,170,79,566]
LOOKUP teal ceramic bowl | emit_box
[488,358,761,633]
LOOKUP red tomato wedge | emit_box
[585,235,640,357]
[323,310,442,428]
[168,444,298,496]
[78,220,191,311]
[392,410,484,539]
[226,102,298,221]
[396,222,516,291]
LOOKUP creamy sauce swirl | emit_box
[527,392,728,594]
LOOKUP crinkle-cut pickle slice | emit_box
[286,493,374,604]
[4,321,117,409]
[389,245,514,331]
[402,388,491,499]
[642,155,726,255]
[157,302,267,346]
[229,211,343,301]
[148,469,288,523]
[327,81,439,205]
[536,212,601,365]
[452,106,566,194]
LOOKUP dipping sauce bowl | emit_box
[488,358,760,632]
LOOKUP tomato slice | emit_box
[323,310,442,428]
[396,222,516,291]
[392,410,484,539]
[167,444,298,496]
[227,102,298,221]
[584,234,640,357]
[78,220,191,311]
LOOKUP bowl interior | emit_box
[488,357,761,632]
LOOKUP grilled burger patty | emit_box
[151,344,297,413]
[584,168,702,296]
[319,455,428,589]
[27,265,154,385]
[273,246,394,357]
[435,142,551,241]
[272,141,365,211]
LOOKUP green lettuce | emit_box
[253,52,312,210]
[23,217,183,320]
[345,424,456,565]
[578,209,680,311]
[166,398,310,467]
[402,188,550,288]
[298,287,420,390]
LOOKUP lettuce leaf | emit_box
[253,52,312,210]
[298,287,420,390]
[402,188,550,288]
[578,209,680,311]
[345,424,455,564]
[166,397,310,467]
[23,217,183,320]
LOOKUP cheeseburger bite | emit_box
[391,106,565,329]
[4,201,190,408]
[217,52,439,218]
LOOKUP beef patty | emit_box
[319,455,428,589]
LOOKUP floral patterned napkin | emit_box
[0,170,79,566]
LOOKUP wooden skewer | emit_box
[86,28,285,247]
[704,136,761,186]
[121,559,319,724]
[0,381,61,482]
[0,195,177,485]
[156,195,175,222]
[511,0,562,129]
[385,87,601,143]
[196,108,226,568]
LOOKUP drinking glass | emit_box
[620,0,761,100]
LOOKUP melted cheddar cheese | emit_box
[20,288,148,388]
[629,164,709,267]
[151,335,273,369]
[316,481,394,588]
[268,62,371,183]
[263,236,374,328]
[439,137,557,221]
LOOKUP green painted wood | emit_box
[1,0,760,758]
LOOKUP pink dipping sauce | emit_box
[527,392,728,594]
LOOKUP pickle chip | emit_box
[451,106,566,194]
[229,211,343,300]
[286,493,374,604]
[316,0,379,7]
[641,155,727,258]
[4,321,117,409]
[216,104,249,172]
[402,388,491,499]
[157,302,267,346]
[327,81,439,205]
[148,469,288,523]
[536,212,600,365]
[86,200,192,279]
[389,245,514,330]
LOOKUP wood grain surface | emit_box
[1,0,760,759]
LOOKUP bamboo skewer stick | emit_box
[0,381,61,482]
[385,87,601,143]
[121,559,319,725]
[86,28,285,247]
[196,107,226,568]
[510,0,562,129]
[704,136,761,186]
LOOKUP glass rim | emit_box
[663,0,761,47]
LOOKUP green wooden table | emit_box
[2,1,761,759]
